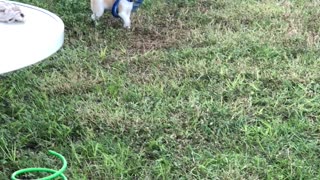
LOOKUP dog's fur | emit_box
[90,0,133,28]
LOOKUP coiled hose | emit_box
[11,150,67,180]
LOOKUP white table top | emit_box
[0,0,64,74]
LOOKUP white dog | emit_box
[90,0,133,28]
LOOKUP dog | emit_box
[90,0,133,28]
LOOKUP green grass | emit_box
[1,0,320,179]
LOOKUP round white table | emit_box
[0,0,64,75]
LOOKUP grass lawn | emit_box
[1,0,320,179]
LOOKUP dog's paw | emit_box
[124,26,131,30]
[94,21,100,27]
[123,23,131,29]
[91,14,97,21]
[90,14,100,27]
[91,20,99,27]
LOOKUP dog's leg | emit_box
[91,0,104,25]
[118,11,131,28]
[118,1,133,29]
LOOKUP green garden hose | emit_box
[11,150,67,180]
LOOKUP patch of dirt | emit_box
[128,16,190,53]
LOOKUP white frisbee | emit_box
[0,0,64,74]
